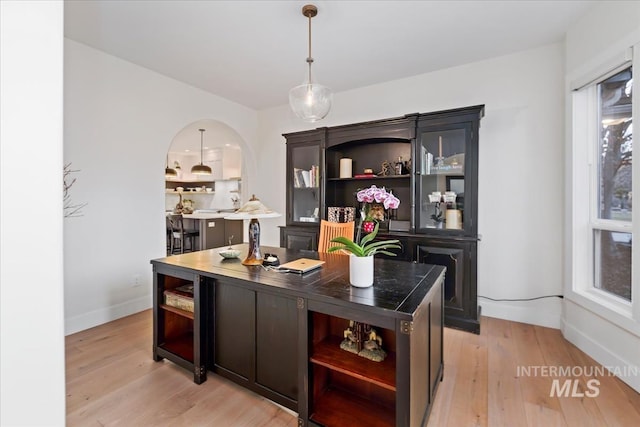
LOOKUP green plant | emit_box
[328,221,401,257]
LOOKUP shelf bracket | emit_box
[297,297,305,310]
[400,320,413,335]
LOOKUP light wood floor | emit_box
[66,311,640,426]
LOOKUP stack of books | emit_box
[293,165,320,188]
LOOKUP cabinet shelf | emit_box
[160,304,194,320]
[311,386,395,427]
[310,336,396,391]
[165,179,214,184]
[165,190,214,195]
[160,332,194,362]
[327,174,410,182]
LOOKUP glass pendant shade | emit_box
[289,82,332,122]
[289,4,332,122]
[191,128,212,175]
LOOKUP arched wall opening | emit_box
[165,119,250,214]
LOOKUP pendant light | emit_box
[165,154,177,178]
[289,4,332,122]
[191,128,212,175]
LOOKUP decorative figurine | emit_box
[378,161,392,177]
[173,193,184,214]
[340,321,387,362]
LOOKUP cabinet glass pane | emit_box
[291,145,320,223]
[418,128,466,230]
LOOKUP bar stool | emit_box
[166,214,200,254]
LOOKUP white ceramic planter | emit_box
[349,254,374,288]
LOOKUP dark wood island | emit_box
[151,244,445,427]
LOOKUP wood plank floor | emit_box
[66,311,640,426]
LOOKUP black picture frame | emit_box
[446,176,464,194]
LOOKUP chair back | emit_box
[167,214,184,239]
[318,220,355,253]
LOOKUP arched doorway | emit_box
[165,119,249,253]
[165,119,246,213]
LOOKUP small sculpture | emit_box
[378,161,392,177]
[173,193,184,214]
[340,321,387,362]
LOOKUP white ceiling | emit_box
[64,0,596,111]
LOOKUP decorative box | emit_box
[328,207,356,223]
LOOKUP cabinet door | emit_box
[201,219,225,249]
[280,226,318,251]
[417,241,479,333]
[415,106,482,237]
[224,219,243,246]
[214,282,255,380]
[416,124,472,234]
[286,139,322,225]
[256,292,298,402]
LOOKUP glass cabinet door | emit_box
[289,142,321,224]
[416,125,470,233]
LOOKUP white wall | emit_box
[1,1,66,425]
[258,43,566,329]
[64,39,258,334]
[563,1,640,392]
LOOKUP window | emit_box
[594,67,633,302]
[571,52,638,329]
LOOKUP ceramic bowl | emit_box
[219,249,241,259]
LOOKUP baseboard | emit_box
[478,298,562,329]
[65,295,152,335]
[445,307,481,334]
[562,318,640,393]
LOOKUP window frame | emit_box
[569,46,639,335]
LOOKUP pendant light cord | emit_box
[306,9,314,85]
[199,129,205,166]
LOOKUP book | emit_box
[354,173,376,178]
[175,284,193,294]
[301,170,311,187]
[164,289,194,312]
[294,168,306,188]
[310,165,317,187]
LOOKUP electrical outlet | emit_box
[132,274,142,287]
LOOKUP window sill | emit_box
[565,288,639,337]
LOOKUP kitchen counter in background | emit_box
[179,211,243,250]
[182,212,229,220]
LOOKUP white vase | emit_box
[349,254,374,288]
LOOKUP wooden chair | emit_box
[317,220,355,254]
[166,214,200,254]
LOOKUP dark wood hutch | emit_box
[280,105,484,333]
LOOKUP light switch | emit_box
[208,221,215,227]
